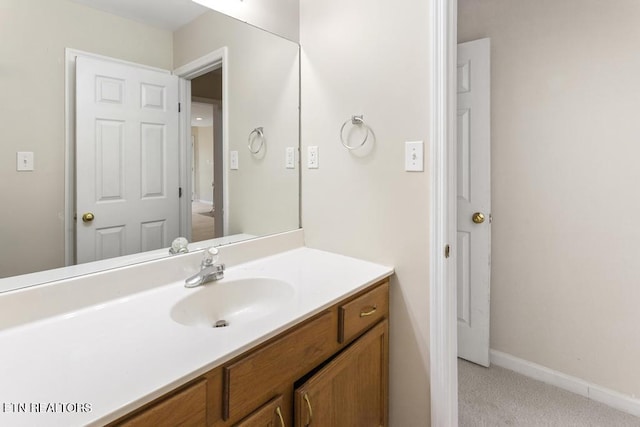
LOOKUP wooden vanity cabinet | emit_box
[339,282,388,343]
[223,311,337,421]
[294,320,388,427]
[111,279,389,427]
[116,380,207,427]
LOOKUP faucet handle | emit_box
[169,237,189,254]
[201,246,219,267]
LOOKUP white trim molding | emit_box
[430,0,459,425]
[173,47,230,237]
[491,350,640,418]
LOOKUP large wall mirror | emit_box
[0,0,300,292]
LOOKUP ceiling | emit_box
[71,0,208,31]
[191,102,214,127]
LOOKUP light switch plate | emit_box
[404,141,424,172]
[17,151,34,171]
[230,151,239,170]
[307,146,319,169]
[285,147,295,169]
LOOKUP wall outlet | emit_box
[285,147,295,169]
[17,152,34,171]
[307,146,319,169]
[230,151,239,170]
[404,141,424,172]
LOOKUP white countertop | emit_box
[0,247,393,426]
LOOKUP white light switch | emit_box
[285,147,295,169]
[307,146,319,169]
[17,152,34,171]
[404,141,424,172]
[230,151,239,170]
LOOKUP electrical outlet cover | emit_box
[307,146,319,169]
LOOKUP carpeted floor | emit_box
[192,201,215,242]
[459,358,640,426]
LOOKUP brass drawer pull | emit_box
[359,305,377,317]
[303,393,313,425]
[276,406,285,427]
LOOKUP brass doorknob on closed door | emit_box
[82,212,95,223]
[472,212,485,224]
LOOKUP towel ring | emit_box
[248,127,265,154]
[340,115,369,150]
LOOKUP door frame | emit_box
[429,0,459,425]
[173,47,230,239]
[64,48,174,266]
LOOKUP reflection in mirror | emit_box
[0,0,300,292]
[193,0,300,42]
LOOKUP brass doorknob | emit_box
[82,212,95,223]
[472,212,485,224]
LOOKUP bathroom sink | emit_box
[170,278,295,328]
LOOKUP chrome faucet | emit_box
[185,247,225,288]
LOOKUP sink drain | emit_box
[214,320,229,328]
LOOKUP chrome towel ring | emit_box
[340,115,369,150]
[248,127,265,154]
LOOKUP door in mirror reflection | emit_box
[75,56,180,263]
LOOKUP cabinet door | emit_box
[294,320,388,427]
[234,395,286,427]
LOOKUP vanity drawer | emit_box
[339,281,389,343]
[118,380,206,427]
[224,311,336,421]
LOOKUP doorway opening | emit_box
[190,69,223,242]
[174,47,229,245]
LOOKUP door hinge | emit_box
[179,187,182,198]
[178,102,181,113]
[445,244,451,259]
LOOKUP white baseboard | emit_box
[490,350,640,418]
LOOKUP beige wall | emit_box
[459,0,640,397]
[0,0,173,278]
[300,0,432,425]
[204,0,300,42]
[174,11,300,237]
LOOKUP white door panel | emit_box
[76,56,180,264]
[457,38,492,367]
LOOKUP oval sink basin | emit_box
[170,278,294,328]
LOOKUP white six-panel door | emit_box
[76,56,180,264]
[457,38,492,367]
